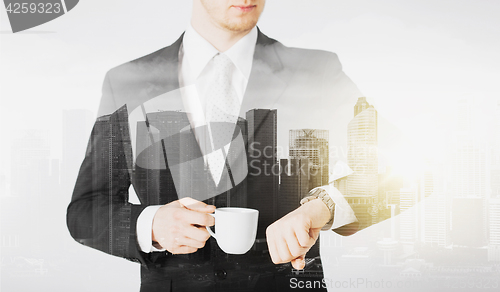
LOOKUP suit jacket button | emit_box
[215,269,227,280]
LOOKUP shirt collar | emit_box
[182,23,258,80]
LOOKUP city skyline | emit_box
[2,1,500,291]
[4,96,500,290]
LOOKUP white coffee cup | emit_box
[206,207,259,254]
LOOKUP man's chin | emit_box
[222,19,259,33]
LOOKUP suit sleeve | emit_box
[96,72,118,117]
[320,52,375,236]
[66,73,148,266]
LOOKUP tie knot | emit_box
[213,53,233,77]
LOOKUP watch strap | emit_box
[300,188,335,230]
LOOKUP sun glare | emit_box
[386,138,442,180]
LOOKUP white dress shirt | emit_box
[180,25,256,186]
[136,24,257,252]
[136,25,357,253]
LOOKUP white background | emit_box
[1,1,499,291]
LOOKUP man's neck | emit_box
[191,19,253,53]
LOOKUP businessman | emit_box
[67,1,367,291]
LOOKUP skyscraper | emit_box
[278,157,310,219]
[11,130,51,198]
[452,140,486,198]
[346,97,378,228]
[488,198,500,261]
[246,109,278,239]
[488,102,500,260]
[451,99,487,247]
[83,105,132,255]
[453,100,486,198]
[399,187,418,254]
[9,130,51,251]
[422,191,449,247]
[289,129,329,190]
[452,197,486,247]
[135,111,191,205]
[287,129,329,258]
[421,161,450,247]
[219,117,249,208]
[491,102,500,198]
[378,166,404,221]
[62,109,94,193]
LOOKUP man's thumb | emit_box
[179,197,215,213]
[291,255,306,270]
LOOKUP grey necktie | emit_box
[204,53,240,185]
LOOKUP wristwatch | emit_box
[300,188,335,230]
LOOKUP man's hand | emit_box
[152,197,215,254]
[266,198,330,269]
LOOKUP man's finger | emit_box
[174,236,206,249]
[291,255,306,270]
[286,231,306,258]
[309,228,321,241]
[276,238,293,264]
[267,234,282,264]
[295,227,312,248]
[171,245,198,255]
[184,225,211,243]
[183,209,215,227]
[179,197,216,213]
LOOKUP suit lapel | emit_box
[132,30,289,203]
[142,29,288,144]
[240,30,288,115]
[125,33,184,115]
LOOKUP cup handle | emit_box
[206,213,216,239]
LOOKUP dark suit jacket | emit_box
[67,29,366,291]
